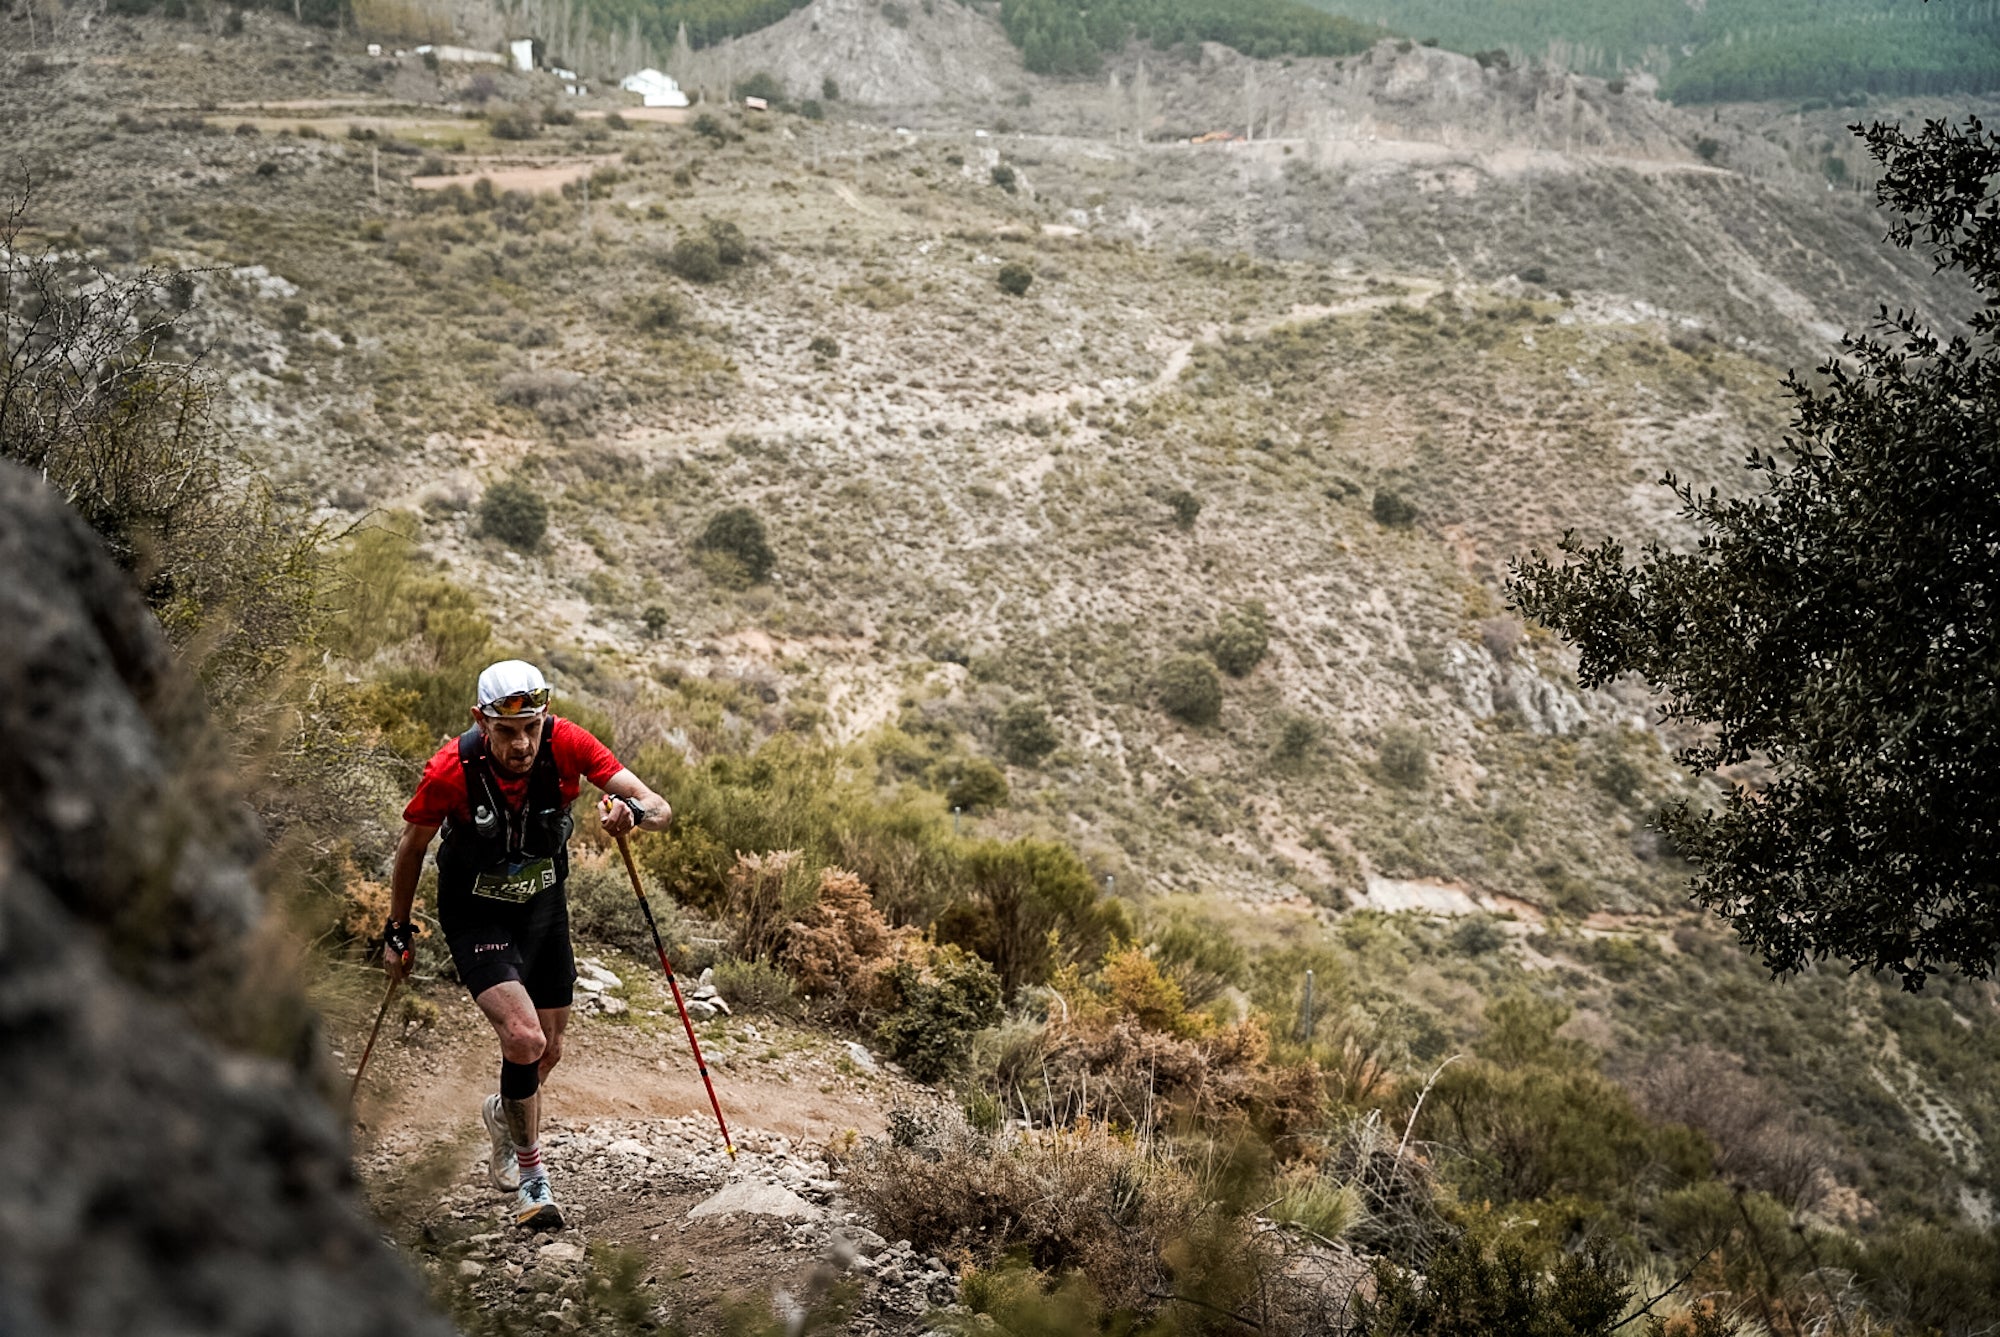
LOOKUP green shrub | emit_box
[1156,654,1221,726]
[634,290,686,332]
[996,699,1058,765]
[563,858,651,955]
[668,233,723,283]
[1208,601,1270,677]
[944,839,1130,994]
[990,163,1018,193]
[488,109,539,140]
[1451,917,1506,956]
[1377,724,1430,788]
[1273,714,1320,769]
[1855,1222,2000,1334]
[694,505,773,582]
[693,112,727,142]
[1426,994,1712,1208]
[822,75,840,100]
[1594,754,1645,804]
[1356,1236,1630,1337]
[1271,1166,1364,1243]
[940,756,1010,811]
[1372,488,1419,527]
[478,479,548,551]
[1166,488,1201,529]
[1149,911,1248,1006]
[705,217,748,265]
[733,71,785,102]
[712,956,797,1015]
[876,945,1003,1082]
[997,261,1033,296]
[808,334,839,359]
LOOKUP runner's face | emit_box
[480,713,545,775]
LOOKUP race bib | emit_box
[472,857,557,904]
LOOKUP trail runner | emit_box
[381,660,672,1229]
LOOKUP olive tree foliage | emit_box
[0,182,325,714]
[1508,117,2000,989]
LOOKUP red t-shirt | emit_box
[402,716,624,829]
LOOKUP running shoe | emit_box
[481,1093,520,1193]
[514,1175,564,1230]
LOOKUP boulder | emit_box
[687,1180,825,1222]
[0,463,450,1337]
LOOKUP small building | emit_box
[510,38,535,72]
[743,95,768,111]
[619,67,689,108]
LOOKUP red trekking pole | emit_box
[612,829,737,1160]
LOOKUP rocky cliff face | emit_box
[0,462,450,1337]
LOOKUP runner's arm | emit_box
[389,820,441,923]
[382,821,440,978]
[599,769,673,834]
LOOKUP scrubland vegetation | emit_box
[7,4,2000,1331]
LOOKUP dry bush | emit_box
[1307,1111,1450,1266]
[999,1013,1324,1136]
[1627,1044,1832,1211]
[778,866,919,1012]
[854,1112,1365,1334]
[847,1111,1234,1313]
[493,369,602,425]
[724,848,811,962]
[341,870,394,940]
[1300,1012,1398,1111]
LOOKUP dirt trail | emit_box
[348,977,905,1151]
[343,973,943,1333]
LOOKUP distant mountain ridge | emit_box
[1302,0,2000,103]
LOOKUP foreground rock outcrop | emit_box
[0,462,449,1336]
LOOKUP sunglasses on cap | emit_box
[479,687,550,717]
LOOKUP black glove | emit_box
[382,917,419,965]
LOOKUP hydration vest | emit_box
[436,719,574,898]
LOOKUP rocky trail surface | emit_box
[342,963,958,1334]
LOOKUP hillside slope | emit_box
[5,0,1998,1308]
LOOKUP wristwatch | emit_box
[619,795,647,827]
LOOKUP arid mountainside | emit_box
[5,0,1999,1327]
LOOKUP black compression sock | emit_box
[500,1059,540,1100]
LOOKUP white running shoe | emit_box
[481,1094,519,1193]
[514,1175,564,1230]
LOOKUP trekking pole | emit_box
[348,971,402,1110]
[612,828,737,1160]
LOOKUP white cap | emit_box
[475,659,550,715]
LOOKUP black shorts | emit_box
[439,882,576,1010]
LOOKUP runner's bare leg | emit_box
[478,981,546,1147]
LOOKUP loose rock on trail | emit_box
[344,973,957,1333]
